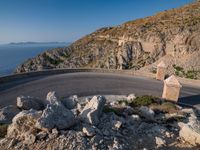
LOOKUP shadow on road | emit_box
[179,94,200,106]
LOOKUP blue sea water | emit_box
[0,43,67,76]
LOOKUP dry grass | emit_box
[150,102,178,114]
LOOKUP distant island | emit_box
[8,42,68,45]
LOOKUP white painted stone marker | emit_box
[156,61,167,81]
[162,75,182,102]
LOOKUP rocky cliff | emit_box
[15,1,200,74]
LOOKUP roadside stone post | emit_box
[156,61,167,81]
[162,75,182,102]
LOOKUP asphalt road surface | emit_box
[0,72,200,109]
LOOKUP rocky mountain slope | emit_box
[15,1,200,75]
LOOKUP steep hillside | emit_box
[15,1,200,77]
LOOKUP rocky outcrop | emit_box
[7,109,42,144]
[17,96,44,110]
[0,93,200,149]
[60,95,78,109]
[178,109,200,145]
[37,91,76,130]
[15,1,200,77]
[0,105,20,124]
[79,96,106,125]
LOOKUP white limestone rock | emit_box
[155,137,166,148]
[36,91,76,130]
[79,96,106,125]
[178,111,200,145]
[7,109,42,141]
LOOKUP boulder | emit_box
[17,96,44,110]
[179,123,200,145]
[60,95,78,109]
[139,106,155,120]
[0,105,20,124]
[178,112,200,145]
[7,109,42,140]
[36,91,76,130]
[79,96,106,125]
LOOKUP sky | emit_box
[0,0,194,44]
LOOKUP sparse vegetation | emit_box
[151,102,178,114]
[173,64,184,72]
[185,70,199,80]
[130,95,157,107]
[173,64,199,79]
[151,67,157,74]
[43,53,63,65]
[118,99,129,105]
[103,105,122,116]
[0,124,8,138]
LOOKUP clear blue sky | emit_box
[0,0,194,44]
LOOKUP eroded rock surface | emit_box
[0,105,20,124]
[37,91,75,130]
[7,109,42,143]
[79,96,106,125]
[17,96,44,110]
[178,110,200,145]
[60,95,78,109]
[0,93,199,150]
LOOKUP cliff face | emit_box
[15,1,200,73]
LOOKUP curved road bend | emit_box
[0,72,199,109]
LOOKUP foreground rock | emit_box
[139,106,155,120]
[0,105,20,124]
[0,93,199,150]
[17,96,44,110]
[60,95,78,109]
[36,91,76,130]
[179,110,200,145]
[7,109,42,144]
[79,96,106,125]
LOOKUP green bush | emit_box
[185,70,198,79]
[43,53,63,65]
[173,64,184,72]
[118,100,129,105]
[0,124,8,138]
[173,64,199,79]
[130,95,157,107]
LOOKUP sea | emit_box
[0,43,68,76]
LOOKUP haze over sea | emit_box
[0,43,68,75]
